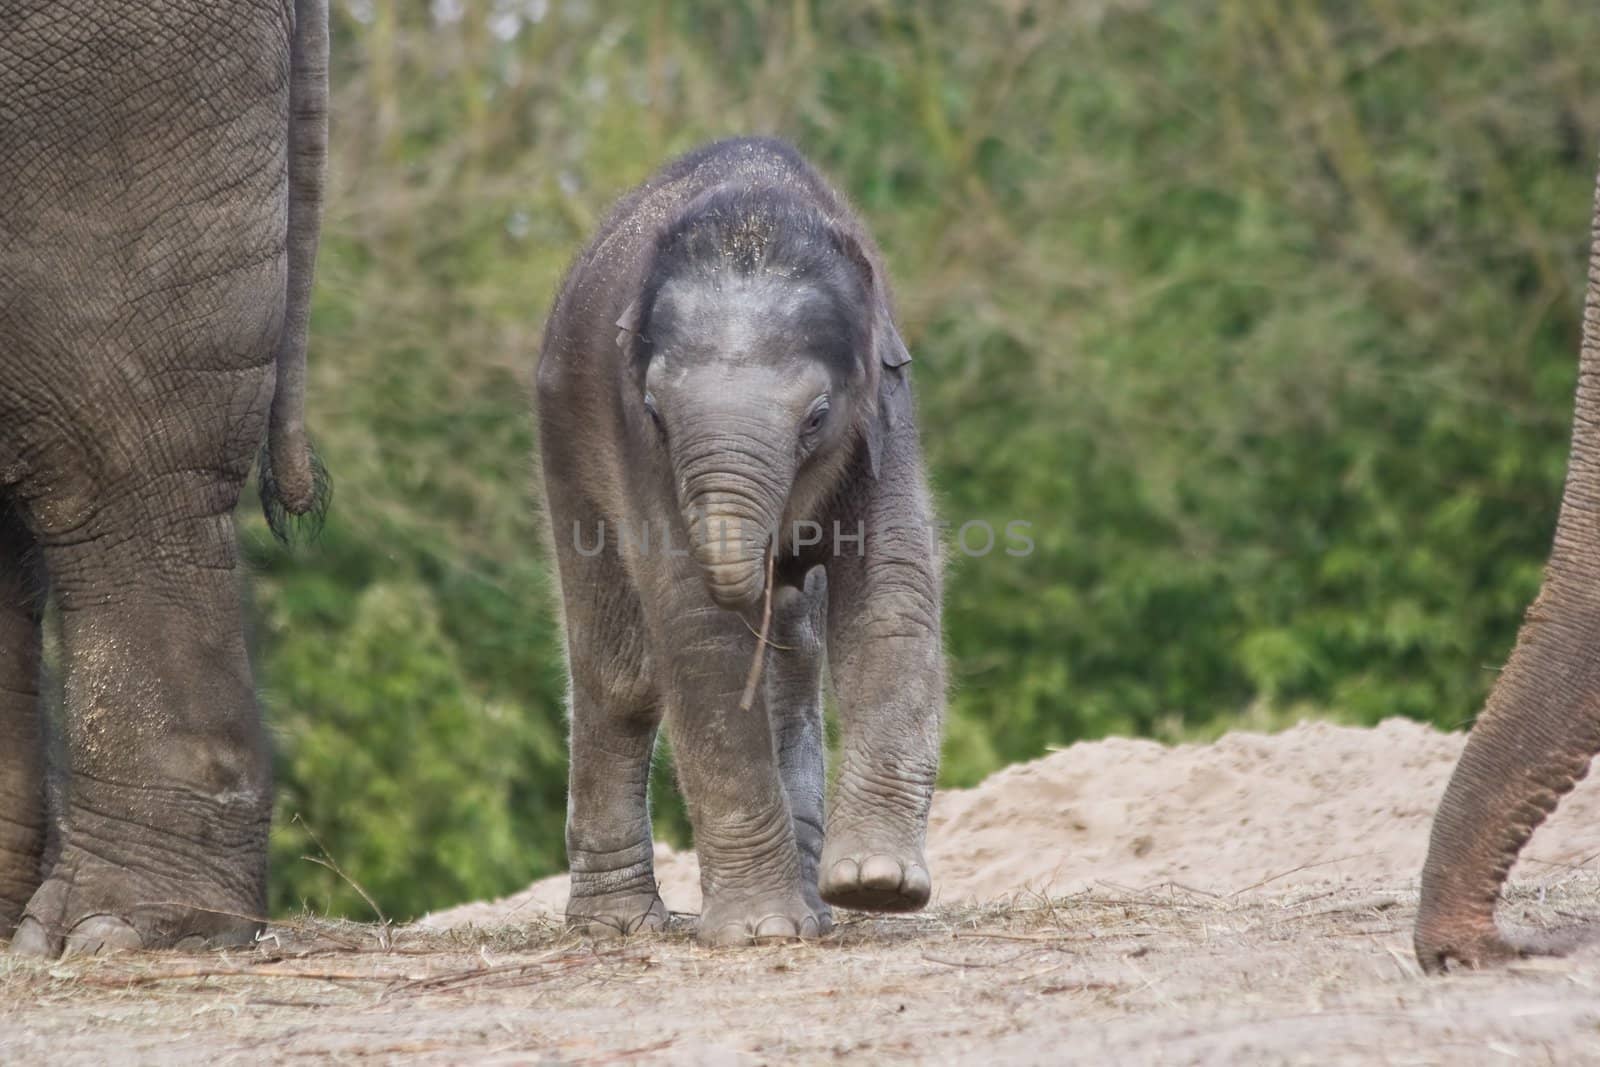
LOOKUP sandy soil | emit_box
[421,718,1600,925]
[7,719,1600,1065]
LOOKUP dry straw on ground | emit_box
[6,883,1600,1065]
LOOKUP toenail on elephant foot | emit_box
[16,914,154,959]
[820,853,932,912]
[1,884,41,944]
[12,913,144,959]
[62,915,144,958]
[9,915,56,958]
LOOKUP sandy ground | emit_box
[8,719,1600,1065]
[422,717,1600,925]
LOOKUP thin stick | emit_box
[1228,852,1379,897]
[738,613,796,651]
[738,546,778,710]
[295,814,393,948]
[77,966,399,988]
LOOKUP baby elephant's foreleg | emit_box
[766,567,830,931]
[663,608,816,945]
[820,457,944,913]
[558,540,667,938]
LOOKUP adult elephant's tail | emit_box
[1415,152,1600,971]
[260,0,331,542]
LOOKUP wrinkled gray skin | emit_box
[536,139,945,944]
[1416,154,1600,971]
[0,0,328,957]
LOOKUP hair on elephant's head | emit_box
[617,183,911,611]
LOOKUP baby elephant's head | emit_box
[623,185,906,611]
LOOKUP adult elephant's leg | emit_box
[551,505,666,936]
[12,480,269,958]
[1,0,296,959]
[656,599,814,945]
[766,567,830,929]
[0,503,47,939]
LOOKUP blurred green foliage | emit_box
[250,0,1600,920]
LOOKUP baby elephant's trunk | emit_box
[686,492,773,610]
[674,421,795,612]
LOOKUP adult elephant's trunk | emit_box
[1415,156,1600,971]
[261,0,331,541]
[677,438,791,611]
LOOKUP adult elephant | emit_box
[0,0,329,957]
[1417,154,1600,971]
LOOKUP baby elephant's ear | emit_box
[867,325,913,479]
[877,315,912,370]
[832,226,912,371]
[615,298,642,352]
[832,225,913,478]
[865,303,915,479]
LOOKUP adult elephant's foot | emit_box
[819,834,931,913]
[698,888,825,946]
[12,855,264,958]
[8,784,267,959]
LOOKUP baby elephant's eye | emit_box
[802,395,830,436]
[644,390,661,426]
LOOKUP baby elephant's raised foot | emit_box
[819,847,931,913]
[566,892,668,939]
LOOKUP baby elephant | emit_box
[535,138,945,944]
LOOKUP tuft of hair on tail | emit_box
[258,442,332,546]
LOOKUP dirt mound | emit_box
[423,718,1600,928]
